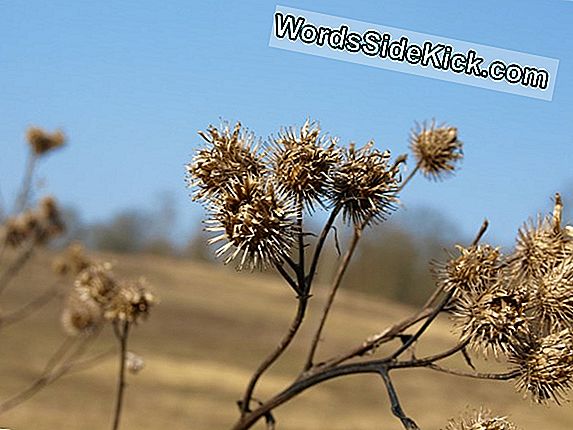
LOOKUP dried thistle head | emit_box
[104,278,155,323]
[451,284,528,357]
[443,408,519,430]
[75,263,118,307]
[269,119,340,210]
[329,142,400,226]
[527,257,573,332]
[206,176,296,270]
[26,126,66,156]
[1,215,30,248]
[53,243,93,276]
[511,329,573,404]
[410,121,463,180]
[511,216,569,281]
[186,122,266,200]
[61,291,103,336]
[435,244,502,296]
[34,196,65,244]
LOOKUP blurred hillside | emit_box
[0,250,570,430]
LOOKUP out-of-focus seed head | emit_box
[511,329,573,404]
[26,126,66,156]
[269,119,340,210]
[126,351,145,374]
[527,257,573,332]
[61,291,103,336]
[53,243,93,276]
[443,408,519,430]
[329,142,400,226]
[75,263,118,307]
[410,121,463,180]
[451,284,528,357]
[186,122,266,201]
[207,176,296,270]
[435,244,502,296]
[34,196,65,244]
[104,278,155,323]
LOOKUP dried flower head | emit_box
[443,408,519,430]
[436,244,502,296]
[451,284,528,357]
[511,329,573,404]
[512,216,570,281]
[207,176,296,270]
[410,121,463,180]
[27,126,66,156]
[61,291,103,336]
[34,196,65,244]
[75,263,118,307]
[269,119,340,210]
[126,351,145,374]
[186,122,265,200]
[329,142,400,226]
[53,243,93,276]
[527,257,573,332]
[104,278,155,323]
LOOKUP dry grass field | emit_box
[0,250,571,429]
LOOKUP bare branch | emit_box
[380,369,420,430]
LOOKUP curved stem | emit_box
[239,295,309,416]
[15,152,38,214]
[304,225,362,371]
[306,206,340,288]
[427,364,520,381]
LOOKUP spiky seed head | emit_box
[329,142,400,226]
[451,284,528,357]
[26,126,65,156]
[410,120,463,180]
[186,122,266,201]
[53,243,93,276]
[75,263,118,307]
[104,278,155,323]
[436,244,502,296]
[511,216,570,280]
[269,119,340,210]
[207,176,296,270]
[511,329,573,404]
[34,196,65,243]
[443,408,519,430]
[61,291,103,336]
[527,257,573,332]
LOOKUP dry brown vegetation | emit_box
[1,250,572,429]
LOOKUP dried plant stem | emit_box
[112,320,130,430]
[397,163,420,192]
[304,225,362,371]
[0,241,35,295]
[380,369,420,430]
[239,295,308,416]
[14,152,38,214]
[0,281,62,329]
[427,364,520,381]
[306,206,340,288]
[0,331,105,414]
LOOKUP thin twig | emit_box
[380,369,420,430]
[14,151,38,214]
[306,206,340,288]
[303,225,362,371]
[273,261,300,295]
[112,320,130,430]
[427,364,520,381]
[239,295,309,416]
[0,281,63,329]
[396,163,420,193]
[0,240,36,295]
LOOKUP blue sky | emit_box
[1,0,572,245]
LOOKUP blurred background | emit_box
[1,1,572,429]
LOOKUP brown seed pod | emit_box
[410,120,463,180]
[443,408,519,430]
[26,126,66,156]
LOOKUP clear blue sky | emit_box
[1,0,572,245]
